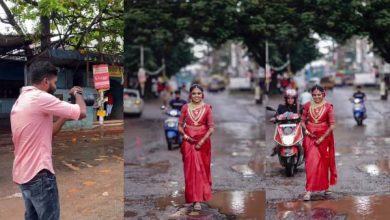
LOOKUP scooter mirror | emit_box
[266,106,276,111]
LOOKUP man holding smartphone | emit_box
[11,60,87,220]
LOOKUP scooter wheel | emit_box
[167,139,174,150]
[286,163,295,177]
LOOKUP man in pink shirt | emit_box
[11,60,87,220]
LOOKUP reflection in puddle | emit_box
[277,195,390,220]
[358,159,390,176]
[154,191,265,219]
[232,161,280,177]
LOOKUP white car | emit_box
[123,89,144,117]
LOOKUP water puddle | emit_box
[232,161,280,177]
[358,158,390,176]
[276,195,390,219]
[154,190,266,219]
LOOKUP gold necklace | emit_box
[188,102,205,125]
[309,100,326,123]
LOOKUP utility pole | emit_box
[140,45,144,67]
[265,40,270,94]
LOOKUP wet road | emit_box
[0,129,123,220]
[265,86,390,219]
[124,91,266,219]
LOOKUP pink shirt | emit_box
[11,86,81,184]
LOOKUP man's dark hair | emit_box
[30,60,58,84]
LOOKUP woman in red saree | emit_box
[178,84,215,211]
[301,85,337,201]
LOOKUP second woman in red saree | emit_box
[178,84,215,211]
[301,85,337,201]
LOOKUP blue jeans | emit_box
[19,170,60,220]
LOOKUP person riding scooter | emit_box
[169,90,187,111]
[352,85,366,101]
[350,85,367,125]
[271,89,302,156]
[351,85,367,117]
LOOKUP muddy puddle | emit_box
[53,139,122,171]
[152,190,266,219]
[358,158,390,176]
[232,161,280,177]
[276,194,390,219]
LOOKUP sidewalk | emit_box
[0,121,124,220]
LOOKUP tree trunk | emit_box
[40,15,51,51]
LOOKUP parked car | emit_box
[208,76,226,92]
[320,76,335,90]
[123,89,144,117]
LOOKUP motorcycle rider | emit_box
[276,89,301,115]
[352,85,366,100]
[271,89,302,156]
[351,85,367,118]
[169,90,187,111]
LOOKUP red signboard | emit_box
[93,64,110,89]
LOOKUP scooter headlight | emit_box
[281,136,294,146]
[169,110,178,117]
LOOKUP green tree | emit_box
[0,0,123,58]
[360,0,390,63]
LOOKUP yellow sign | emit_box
[97,110,106,117]
[108,65,124,78]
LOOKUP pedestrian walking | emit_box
[106,90,114,117]
[301,85,337,201]
[178,84,215,211]
[11,60,87,220]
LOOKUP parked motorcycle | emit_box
[161,106,182,150]
[350,98,366,126]
[266,106,304,177]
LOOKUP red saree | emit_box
[179,103,214,203]
[302,101,337,192]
